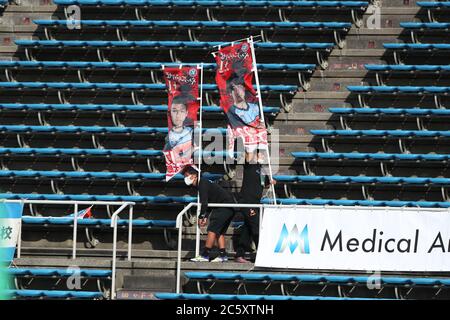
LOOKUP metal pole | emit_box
[127,205,133,261]
[249,36,277,204]
[17,220,22,259]
[111,216,118,300]
[195,63,204,257]
[72,203,78,259]
[176,217,183,294]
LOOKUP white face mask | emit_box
[184,175,194,186]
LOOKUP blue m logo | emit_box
[274,224,310,254]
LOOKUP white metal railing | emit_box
[175,202,268,293]
[6,199,135,300]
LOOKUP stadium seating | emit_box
[274,175,450,185]
[292,151,450,161]
[329,107,450,117]
[310,129,450,138]
[6,290,104,299]
[154,292,383,300]
[53,0,370,9]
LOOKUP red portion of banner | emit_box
[163,67,200,181]
[215,41,268,153]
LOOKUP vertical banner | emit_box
[163,66,200,181]
[0,201,23,300]
[214,41,268,154]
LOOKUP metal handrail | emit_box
[5,199,135,300]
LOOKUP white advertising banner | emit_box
[255,206,450,272]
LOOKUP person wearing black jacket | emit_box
[235,150,276,263]
[183,166,236,262]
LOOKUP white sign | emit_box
[255,206,450,272]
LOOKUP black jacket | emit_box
[197,178,235,219]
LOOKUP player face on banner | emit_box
[214,41,268,155]
[163,67,200,181]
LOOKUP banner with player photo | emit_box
[214,41,268,154]
[163,66,200,181]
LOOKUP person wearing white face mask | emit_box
[182,166,236,262]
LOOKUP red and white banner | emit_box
[214,41,268,154]
[163,66,200,181]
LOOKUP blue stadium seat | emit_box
[260,197,450,208]
[153,292,382,300]
[0,81,297,92]
[9,268,111,278]
[292,151,450,161]
[53,0,370,8]
[0,125,227,135]
[185,272,450,287]
[15,40,335,51]
[0,193,196,203]
[383,43,450,50]
[0,103,280,114]
[0,147,236,159]
[22,217,177,227]
[0,60,314,73]
[0,170,223,181]
[273,175,450,185]
[417,1,450,8]
[6,289,104,299]
[310,129,450,138]
[329,107,450,116]
[34,19,352,30]
[365,64,450,73]
[400,22,450,29]
[347,85,450,94]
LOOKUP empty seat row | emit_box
[1,192,449,208]
[15,40,335,50]
[53,0,370,8]
[0,125,226,134]
[0,148,235,161]
[153,292,380,300]
[185,271,450,286]
[0,170,222,181]
[274,174,450,185]
[5,290,104,299]
[292,151,450,161]
[0,103,279,114]
[384,43,450,50]
[9,268,111,278]
[417,1,450,8]
[22,216,176,227]
[400,22,450,30]
[365,64,450,72]
[35,19,352,29]
[311,129,450,138]
[0,192,196,203]
[347,86,450,94]
[0,61,314,72]
[329,107,450,116]
[262,197,450,208]
[0,82,297,92]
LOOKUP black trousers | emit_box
[235,163,263,258]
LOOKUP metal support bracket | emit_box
[71,157,84,172]
[333,30,346,49]
[97,49,109,63]
[58,90,69,104]
[116,28,127,41]
[16,134,29,148]
[357,93,368,108]
[339,115,351,130]
[361,185,373,200]
[127,181,140,196]
[316,51,329,70]
[410,30,420,44]
[351,9,363,28]
[206,8,216,22]
[380,162,392,177]
[321,137,333,153]
[279,93,292,112]
[77,69,88,83]
[441,187,450,202]
[188,28,198,42]
[434,94,444,109]
[91,134,105,149]
[375,72,385,86]
[135,7,145,21]
[146,158,158,173]
[24,48,36,62]
[50,179,63,195]
[283,183,294,198]
[111,112,124,127]
[131,91,144,105]
[398,139,410,154]
[44,27,54,41]
[302,160,314,176]
[169,49,180,63]
[393,50,404,65]
[4,68,16,82]
[85,227,100,248]
[298,72,311,91]
[37,112,50,126]
[278,9,288,22]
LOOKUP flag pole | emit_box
[249,36,277,204]
[195,63,204,257]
